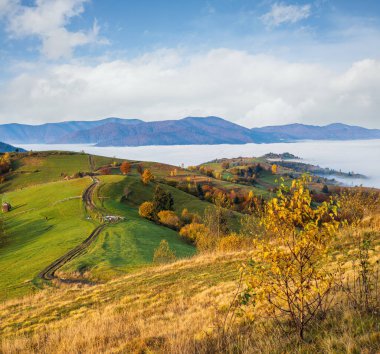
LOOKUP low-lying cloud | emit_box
[0,48,379,128]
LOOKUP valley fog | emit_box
[19,140,380,188]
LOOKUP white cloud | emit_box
[261,2,311,27]
[1,0,103,59]
[0,48,379,128]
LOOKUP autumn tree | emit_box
[241,176,339,340]
[141,169,154,185]
[138,201,155,220]
[120,161,131,175]
[153,240,176,264]
[271,164,278,174]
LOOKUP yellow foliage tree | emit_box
[138,201,155,220]
[141,169,154,185]
[271,164,277,174]
[153,240,176,264]
[242,176,339,339]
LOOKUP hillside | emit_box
[0,142,25,153]
[1,151,379,353]
[1,117,380,146]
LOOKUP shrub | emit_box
[141,169,154,185]
[179,222,209,244]
[153,240,176,264]
[139,201,155,220]
[157,210,181,229]
[241,176,340,340]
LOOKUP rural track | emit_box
[38,178,105,281]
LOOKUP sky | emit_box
[0,0,379,128]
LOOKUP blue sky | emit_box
[0,0,379,127]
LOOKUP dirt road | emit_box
[38,178,104,281]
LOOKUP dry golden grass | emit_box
[1,210,380,353]
[0,252,247,353]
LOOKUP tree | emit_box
[153,185,174,214]
[153,240,176,264]
[196,183,204,199]
[141,169,154,185]
[120,161,131,175]
[271,164,278,174]
[138,201,155,220]
[157,210,180,229]
[241,176,339,340]
[204,204,228,239]
[136,164,143,175]
[322,184,329,194]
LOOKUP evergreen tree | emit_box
[153,185,174,214]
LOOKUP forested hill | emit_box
[1,117,380,146]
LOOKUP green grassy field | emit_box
[0,152,285,300]
[0,178,94,300]
[0,152,120,193]
[62,175,198,280]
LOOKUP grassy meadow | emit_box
[0,178,94,299]
[1,151,379,353]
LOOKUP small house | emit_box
[2,202,11,213]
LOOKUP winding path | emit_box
[38,178,105,281]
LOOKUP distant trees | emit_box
[120,161,131,175]
[141,169,154,185]
[0,153,11,174]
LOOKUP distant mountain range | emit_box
[0,141,25,153]
[1,116,380,147]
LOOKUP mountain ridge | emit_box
[1,116,380,146]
